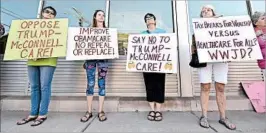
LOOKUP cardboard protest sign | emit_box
[4,19,68,60]
[66,27,119,60]
[126,33,177,73]
[241,81,265,113]
[192,15,263,63]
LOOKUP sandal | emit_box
[30,117,47,127]
[219,118,236,130]
[154,111,163,121]
[80,111,93,122]
[17,116,37,125]
[98,111,107,122]
[199,116,210,128]
[147,111,155,121]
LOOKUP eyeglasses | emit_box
[43,9,55,15]
[145,17,154,21]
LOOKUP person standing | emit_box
[141,13,166,121]
[191,5,236,130]
[252,11,266,79]
[80,10,108,122]
[16,6,58,126]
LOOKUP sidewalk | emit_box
[1,111,265,133]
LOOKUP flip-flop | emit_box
[219,118,236,130]
[17,117,37,125]
[30,117,47,127]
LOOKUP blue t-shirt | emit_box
[141,28,166,34]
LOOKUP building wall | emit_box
[0,0,265,97]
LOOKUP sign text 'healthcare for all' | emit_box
[126,33,177,73]
[66,27,119,60]
[4,19,68,60]
[192,15,263,63]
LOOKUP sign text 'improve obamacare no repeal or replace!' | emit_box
[127,33,177,73]
[4,19,68,60]
[192,15,262,63]
[66,27,118,60]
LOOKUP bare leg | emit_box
[80,96,94,122]
[149,102,155,111]
[99,96,105,112]
[147,102,155,121]
[215,82,236,130]
[155,103,161,112]
[87,96,93,113]
[97,63,108,121]
[155,103,163,121]
[81,62,95,122]
[98,96,107,121]
[200,83,211,117]
[199,83,211,128]
[215,82,226,119]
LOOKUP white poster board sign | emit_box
[66,27,119,60]
[192,15,263,63]
[126,33,178,73]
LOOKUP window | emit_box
[1,0,39,54]
[109,0,174,55]
[250,0,265,13]
[43,0,106,27]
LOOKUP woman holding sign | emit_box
[80,10,108,122]
[141,13,166,122]
[252,11,266,78]
[16,6,57,126]
[191,5,236,130]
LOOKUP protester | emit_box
[141,13,166,121]
[80,10,108,122]
[16,6,58,126]
[252,11,266,79]
[191,5,236,130]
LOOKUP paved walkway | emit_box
[1,111,265,132]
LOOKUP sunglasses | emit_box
[43,9,55,15]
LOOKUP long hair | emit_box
[92,10,106,28]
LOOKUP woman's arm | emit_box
[191,34,197,54]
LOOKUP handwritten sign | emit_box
[192,15,263,63]
[66,27,119,60]
[126,33,177,73]
[3,19,68,60]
